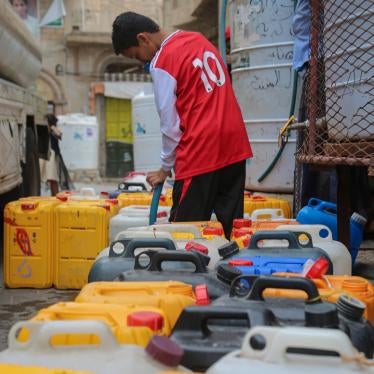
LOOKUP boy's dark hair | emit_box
[46,114,58,126]
[112,11,160,55]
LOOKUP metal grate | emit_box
[296,0,374,173]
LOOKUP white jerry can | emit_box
[207,326,374,373]
[125,224,228,269]
[109,205,171,242]
[0,320,190,374]
[276,224,352,275]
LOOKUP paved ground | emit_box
[0,181,372,351]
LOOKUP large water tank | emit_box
[324,0,373,141]
[57,114,99,170]
[132,90,162,172]
[230,0,296,193]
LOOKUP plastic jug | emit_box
[125,224,228,268]
[218,231,334,274]
[206,326,374,373]
[18,302,170,345]
[88,238,198,282]
[250,208,285,221]
[0,320,191,373]
[117,250,230,299]
[243,194,292,218]
[0,364,91,374]
[252,273,374,323]
[296,198,367,263]
[109,205,170,242]
[76,281,209,328]
[171,277,374,371]
[275,224,352,275]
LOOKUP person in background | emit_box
[39,114,62,196]
[10,0,39,39]
[112,12,252,238]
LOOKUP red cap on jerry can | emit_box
[233,219,251,229]
[306,257,330,279]
[202,227,224,236]
[194,284,210,305]
[145,335,184,367]
[127,311,164,331]
[185,241,209,255]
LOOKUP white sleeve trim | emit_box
[150,67,182,172]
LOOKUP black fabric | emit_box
[50,133,60,155]
[170,160,246,239]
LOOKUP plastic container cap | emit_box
[145,335,184,367]
[218,241,240,259]
[305,257,330,279]
[228,259,253,267]
[185,241,209,255]
[127,311,164,331]
[232,228,252,238]
[233,219,252,229]
[195,284,211,305]
[202,227,224,236]
[351,212,367,226]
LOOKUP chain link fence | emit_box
[296,0,373,175]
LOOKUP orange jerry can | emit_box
[0,364,91,374]
[4,199,61,288]
[18,302,170,346]
[76,281,210,328]
[54,201,117,289]
[268,273,374,323]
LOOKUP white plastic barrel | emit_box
[207,326,374,373]
[58,114,99,170]
[230,0,296,192]
[276,224,352,275]
[324,1,373,141]
[109,205,171,242]
[132,90,162,172]
[0,320,190,373]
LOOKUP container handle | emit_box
[136,249,207,273]
[308,198,337,214]
[251,208,285,221]
[275,224,333,242]
[241,326,357,362]
[248,230,313,249]
[113,229,174,241]
[109,238,176,257]
[8,320,119,351]
[247,276,320,301]
[147,224,202,238]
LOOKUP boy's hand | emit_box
[146,168,171,187]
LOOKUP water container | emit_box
[251,208,285,221]
[0,321,190,373]
[324,1,374,141]
[125,224,228,269]
[230,0,296,192]
[244,194,292,218]
[88,238,191,282]
[0,363,89,374]
[207,326,374,373]
[19,301,171,344]
[171,277,374,371]
[117,250,230,300]
[276,224,352,274]
[217,257,311,279]
[249,273,374,324]
[132,91,162,172]
[58,114,99,170]
[109,205,170,242]
[218,231,334,274]
[296,198,367,263]
[76,281,209,328]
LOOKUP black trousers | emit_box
[170,160,246,239]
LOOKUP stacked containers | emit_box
[3,199,62,288]
[244,194,291,218]
[54,200,118,289]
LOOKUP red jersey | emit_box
[150,30,252,180]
